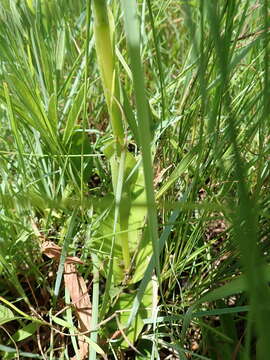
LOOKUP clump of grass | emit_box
[0,0,270,359]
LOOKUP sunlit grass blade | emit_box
[121,0,160,276]
[1,1,270,358]
[126,204,182,328]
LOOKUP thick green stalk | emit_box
[92,0,131,270]
[92,0,124,144]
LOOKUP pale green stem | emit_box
[92,0,124,144]
[92,0,131,270]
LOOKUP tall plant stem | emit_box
[92,0,124,146]
[92,0,131,270]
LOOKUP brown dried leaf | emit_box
[154,164,173,187]
[41,241,84,264]
[41,241,91,360]
[64,263,92,360]
[41,241,61,258]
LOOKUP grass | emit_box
[0,0,270,359]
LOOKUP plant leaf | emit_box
[0,304,15,325]
[109,281,153,348]
[12,322,39,342]
[63,85,85,145]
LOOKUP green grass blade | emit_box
[121,0,160,277]
[54,209,78,297]
[126,206,182,328]
[89,253,99,360]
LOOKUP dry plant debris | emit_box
[41,241,92,360]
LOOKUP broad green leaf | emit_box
[93,165,150,285]
[95,141,149,284]
[0,296,44,325]
[132,227,152,284]
[12,322,39,342]
[0,304,15,325]
[126,207,182,328]
[123,152,138,189]
[109,281,153,348]
[130,170,151,284]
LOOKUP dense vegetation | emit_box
[0,0,269,359]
